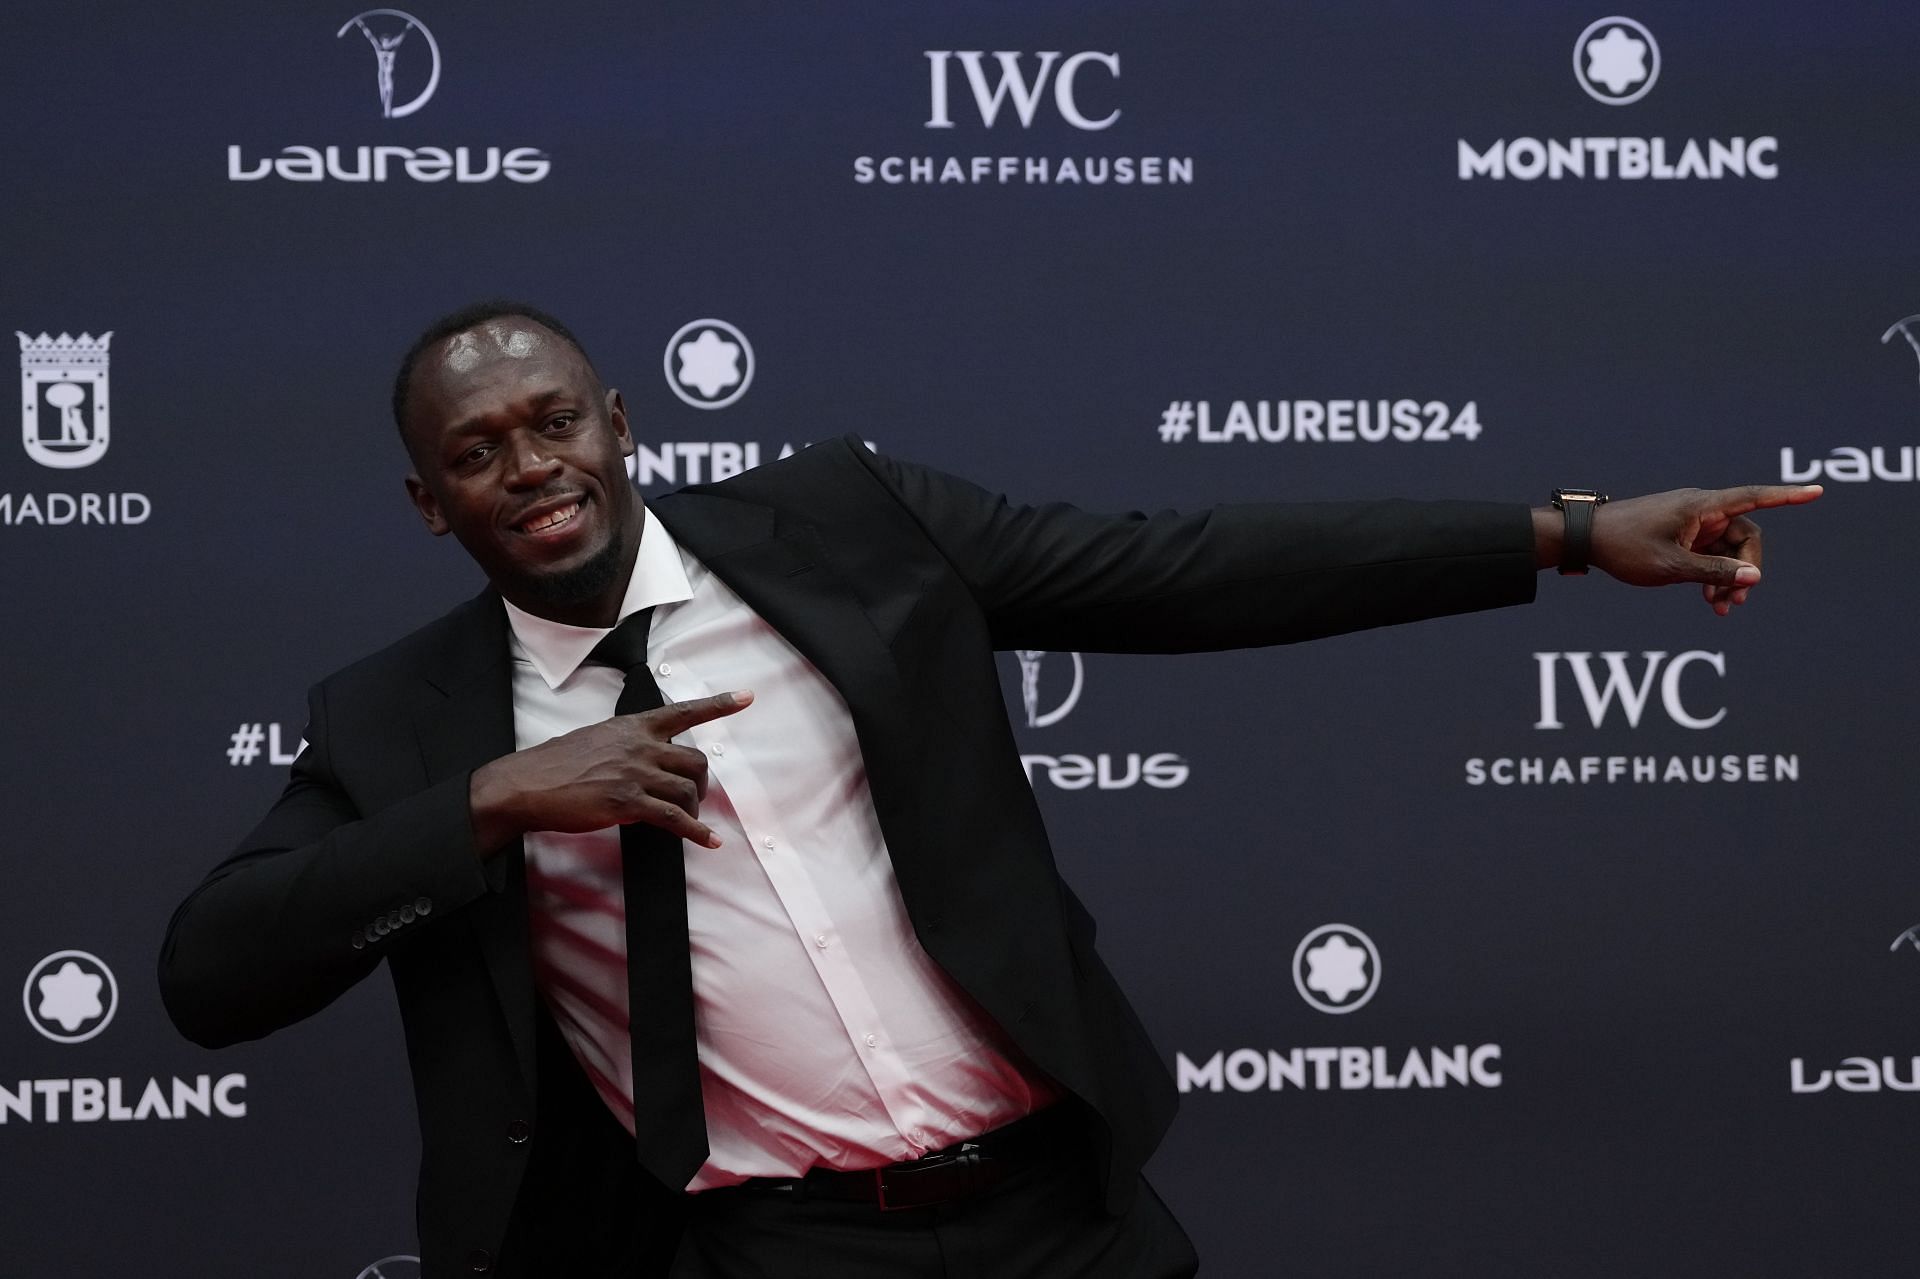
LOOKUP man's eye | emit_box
[543,415,577,433]
[461,445,492,464]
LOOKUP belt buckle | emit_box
[873,1165,906,1212]
[873,1155,941,1212]
[873,1146,977,1212]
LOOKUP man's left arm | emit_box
[846,445,1820,651]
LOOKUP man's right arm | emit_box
[160,684,753,1048]
[158,682,494,1048]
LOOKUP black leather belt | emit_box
[721,1105,1078,1212]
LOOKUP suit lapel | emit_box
[412,592,539,1094]
[646,493,916,764]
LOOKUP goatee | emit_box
[523,533,627,612]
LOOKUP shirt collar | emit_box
[501,508,693,690]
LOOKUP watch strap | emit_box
[1552,489,1608,576]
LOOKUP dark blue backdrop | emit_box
[4,3,1915,1274]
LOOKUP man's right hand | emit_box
[467,690,754,857]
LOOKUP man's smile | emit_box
[511,493,592,541]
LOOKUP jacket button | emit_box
[468,1247,492,1272]
[373,918,391,936]
[415,896,434,916]
[350,933,366,951]
[506,1119,531,1144]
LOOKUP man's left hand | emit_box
[1534,485,1824,616]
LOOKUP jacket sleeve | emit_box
[158,679,493,1048]
[846,439,1539,653]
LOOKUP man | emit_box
[159,302,1819,1278]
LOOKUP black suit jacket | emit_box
[160,437,1537,1276]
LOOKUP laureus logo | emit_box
[1014,650,1084,728]
[337,9,441,119]
[354,1258,422,1279]
[1882,316,1920,394]
[227,9,548,184]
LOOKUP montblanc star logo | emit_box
[1584,28,1647,94]
[22,949,119,1043]
[677,332,741,398]
[664,319,755,410]
[1304,936,1369,1002]
[1291,924,1381,1014]
[1573,17,1660,106]
[37,962,104,1030]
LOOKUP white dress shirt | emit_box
[503,509,1055,1191]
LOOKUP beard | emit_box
[516,528,628,613]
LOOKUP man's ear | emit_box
[404,472,451,536]
[608,387,634,459]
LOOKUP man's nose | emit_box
[502,433,562,487]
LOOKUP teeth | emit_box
[522,502,580,533]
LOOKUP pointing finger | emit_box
[1702,483,1823,518]
[643,690,755,737]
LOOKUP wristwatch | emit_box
[1550,488,1609,575]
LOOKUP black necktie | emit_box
[586,607,709,1188]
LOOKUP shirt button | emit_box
[864,1033,878,1049]
[910,1128,927,1144]
[709,742,725,756]
[657,662,673,677]
[762,836,776,851]
[813,933,828,948]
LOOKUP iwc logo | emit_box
[337,10,441,119]
[1291,923,1381,1015]
[18,331,111,469]
[664,320,754,410]
[1573,16,1660,106]
[23,949,119,1044]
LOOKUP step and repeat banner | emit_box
[5,2,1916,1274]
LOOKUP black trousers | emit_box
[669,1150,1198,1279]
[503,1010,1197,1278]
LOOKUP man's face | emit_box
[402,320,639,617]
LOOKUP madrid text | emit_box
[0,492,150,526]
